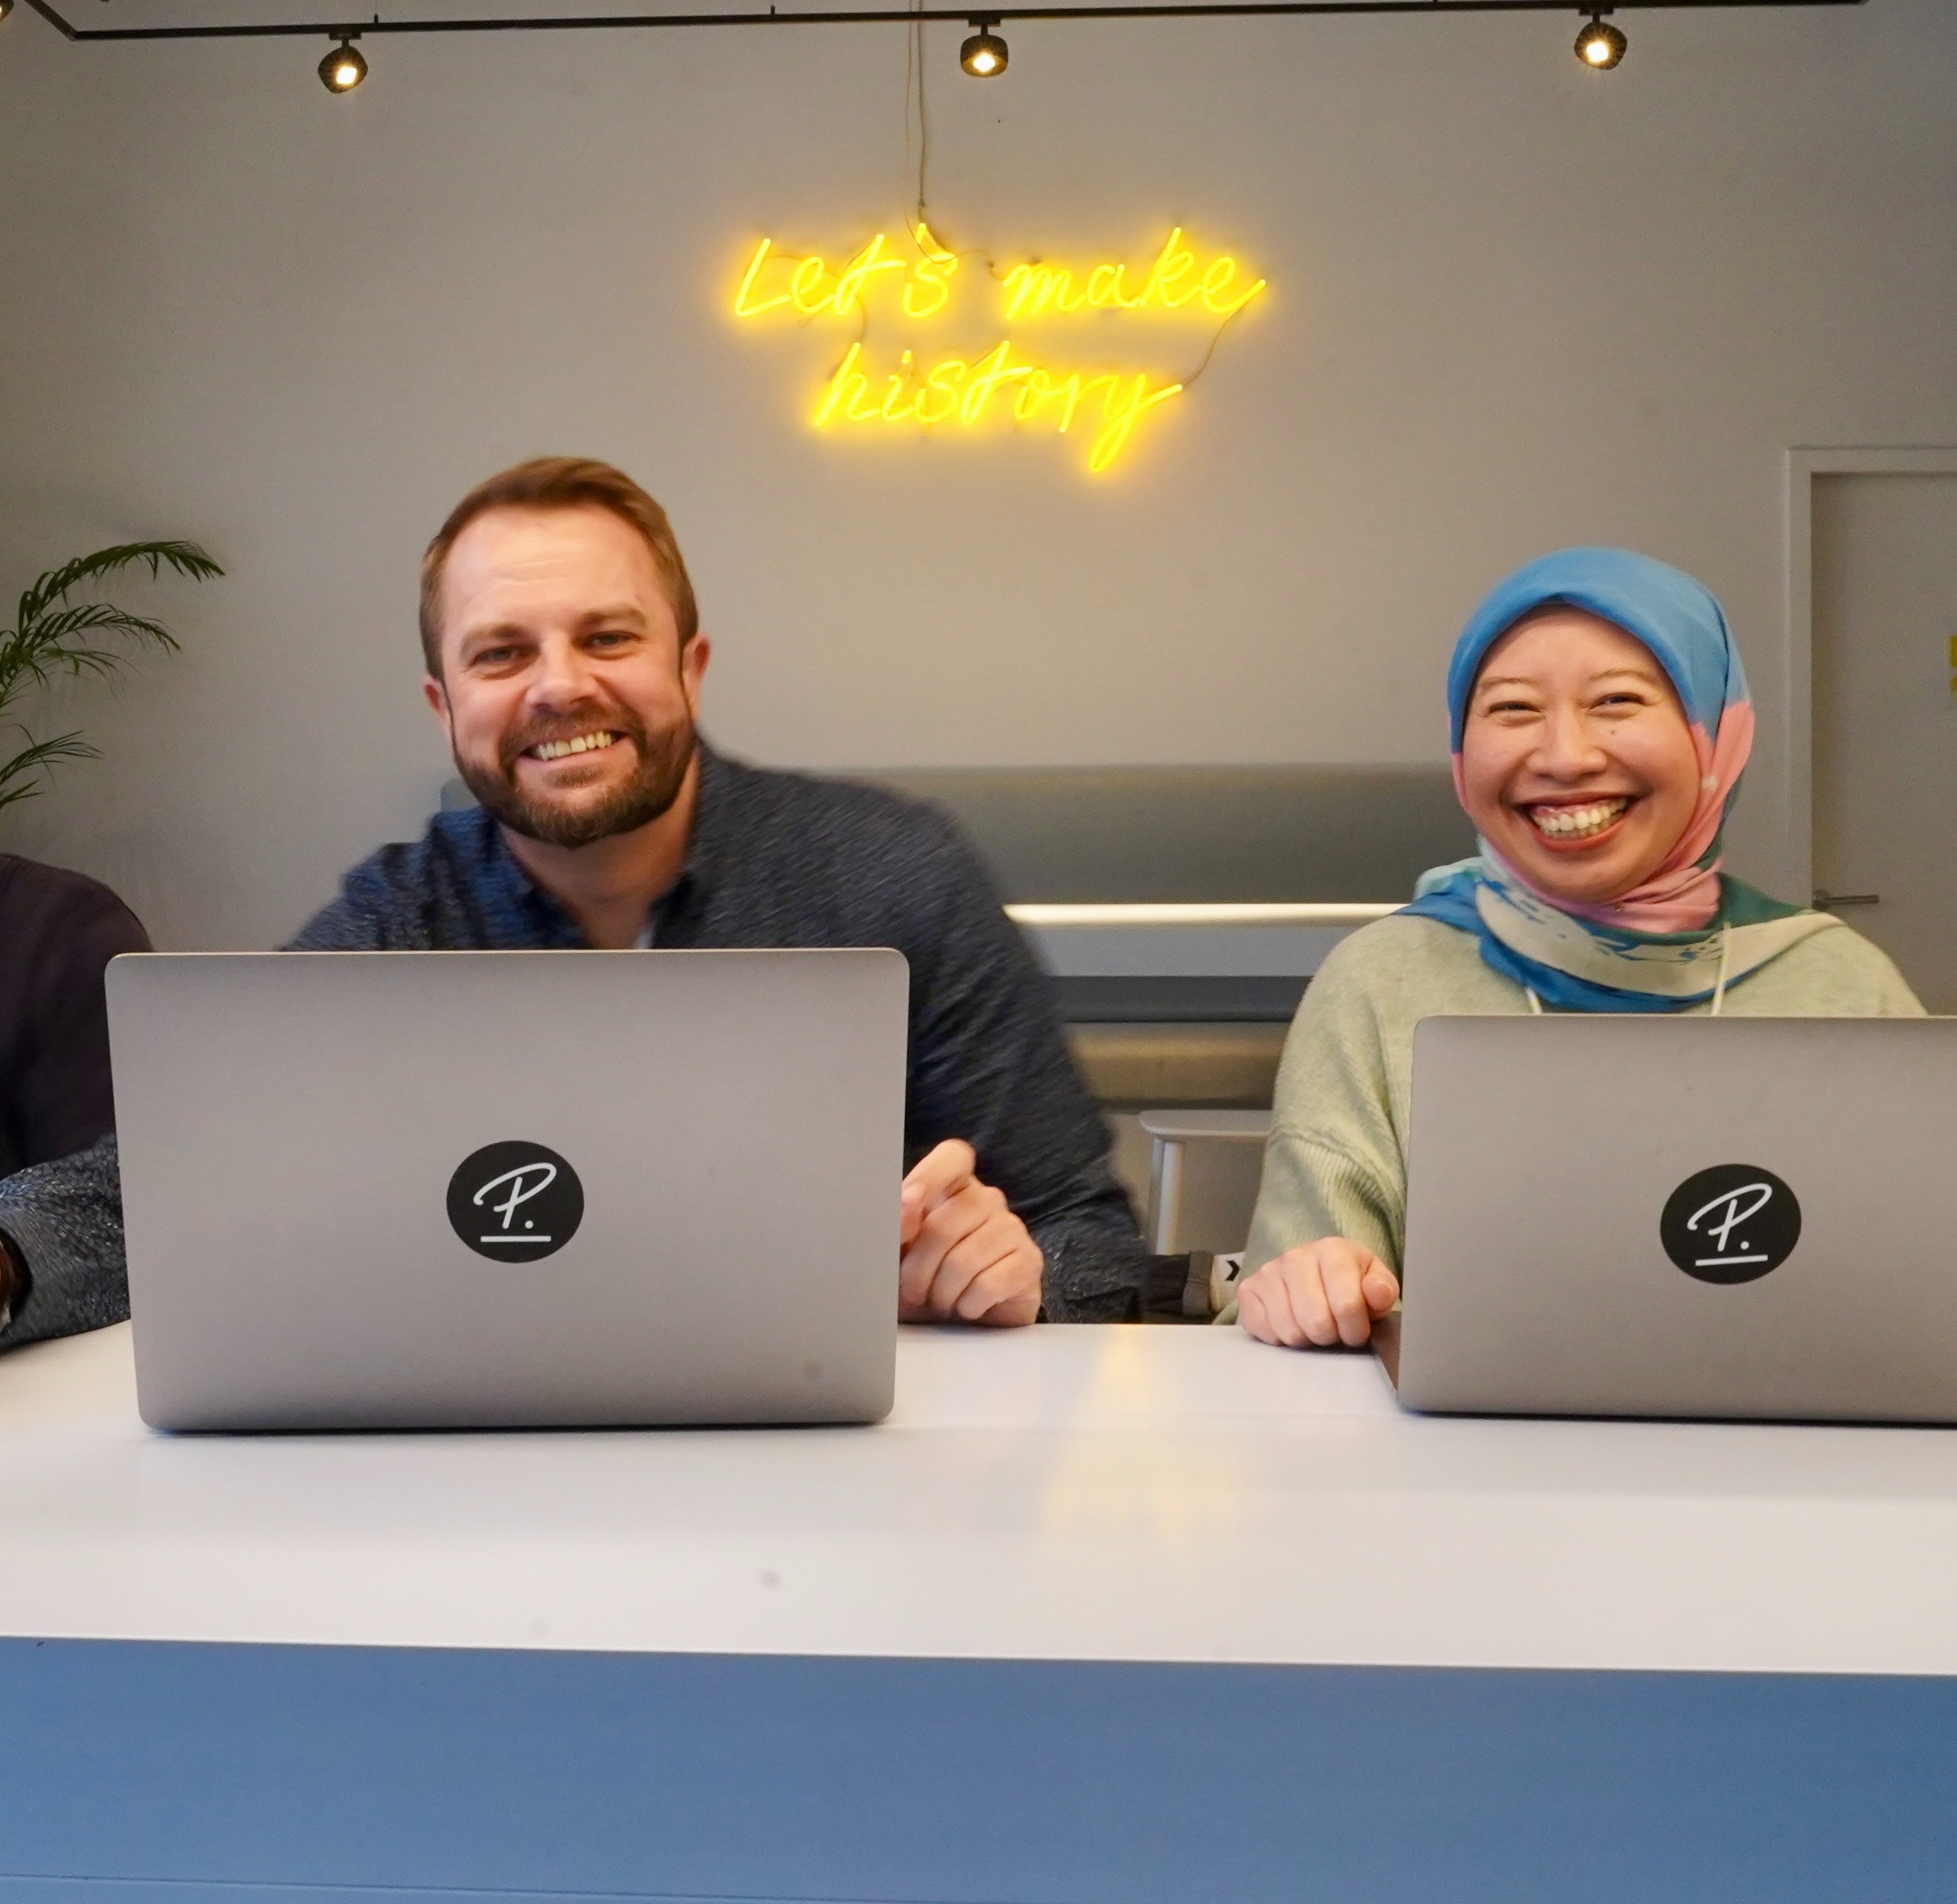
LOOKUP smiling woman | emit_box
[1457,612,1706,912]
[1403,547,1814,1008]
[1224,547,1926,1354]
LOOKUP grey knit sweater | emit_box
[0,1133,126,1349]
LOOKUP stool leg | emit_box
[1148,1138,1185,1255]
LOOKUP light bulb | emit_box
[1575,15,1627,70]
[960,25,1008,77]
[320,38,368,92]
[0,1,14,23]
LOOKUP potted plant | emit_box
[0,539,223,818]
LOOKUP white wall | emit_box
[0,0,1952,948]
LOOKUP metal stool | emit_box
[1139,1108,1273,1255]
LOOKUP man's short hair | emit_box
[418,457,700,675]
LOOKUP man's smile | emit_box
[524,729,624,764]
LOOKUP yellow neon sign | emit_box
[735,225,1263,325]
[815,340,1184,475]
[729,222,1267,474]
[1000,230,1264,320]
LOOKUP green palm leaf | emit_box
[0,603,179,702]
[14,540,222,632]
[0,537,222,809]
[0,731,96,817]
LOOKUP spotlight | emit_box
[0,1,13,23]
[319,35,368,92]
[1575,13,1627,70]
[960,21,1007,77]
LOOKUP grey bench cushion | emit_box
[1051,975,1306,1023]
[1067,1024,1287,1112]
[865,765,1469,904]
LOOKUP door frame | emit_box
[1783,446,1957,899]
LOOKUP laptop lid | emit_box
[1395,1014,1957,1423]
[107,949,906,1431]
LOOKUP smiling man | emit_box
[286,457,1146,1324]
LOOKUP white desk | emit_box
[5,1322,1957,1673]
[5,1323,1957,1902]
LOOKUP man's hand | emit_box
[899,1139,1043,1327]
[1237,1238,1398,1349]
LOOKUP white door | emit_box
[1811,473,1957,1011]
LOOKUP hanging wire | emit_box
[913,11,930,231]
[900,0,933,234]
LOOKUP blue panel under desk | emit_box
[2,1642,1955,1904]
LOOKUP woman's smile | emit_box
[1517,794,1635,849]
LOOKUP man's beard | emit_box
[456,703,698,850]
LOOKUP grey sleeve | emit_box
[0,1133,129,1350]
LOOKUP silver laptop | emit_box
[107,949,906,1431]
[1381,1015,1957,1423]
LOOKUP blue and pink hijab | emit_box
[1404,547,1835,1012]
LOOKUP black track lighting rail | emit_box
[16,0,1864,46]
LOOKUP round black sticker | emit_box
[446,1141,584,1263]
[1660,1163,1801,1285]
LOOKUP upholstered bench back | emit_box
[864,765,1468,904]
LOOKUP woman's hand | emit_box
[1237,1239,1398,1349]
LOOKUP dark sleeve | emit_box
[284,858,411,950]
[895,811,1146,1322]
[5,883,149,1168]
[0,1134,127,1350]
[287,906,382,951]
[283,827,490,951]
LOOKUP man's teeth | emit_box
[1528,798,1630,841]
[529,732,616,762]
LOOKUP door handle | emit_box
[1814,891,1881,909]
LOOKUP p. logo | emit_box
[1660,1163,1801,1285]
[447,1141,584,1263]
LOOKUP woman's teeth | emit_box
[529,731,617,762]
[1527,798,1630,841]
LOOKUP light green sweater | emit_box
[1241,914,1925,1283]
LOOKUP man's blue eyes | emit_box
[470,633,636,666]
